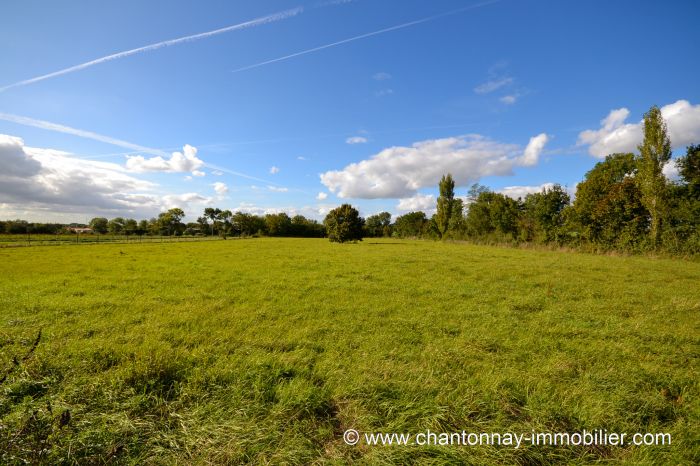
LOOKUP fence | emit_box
[0,234,226,248]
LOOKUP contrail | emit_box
[203,163,284,187]
[232,0,499,73]
[0,111,282,185]
[0,112,167,156]
[0,6,304,93]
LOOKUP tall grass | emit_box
[0,238,697,464]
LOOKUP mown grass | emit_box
[0,238,698,464]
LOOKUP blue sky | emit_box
[1,0,699,222]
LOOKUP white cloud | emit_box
[0,134,42,177]
[162,193,211,210]
[321,133,549,199]
[229,202,332,220]
[213,182,228,195]
[373,72,392,81]
[397,193,436,213]
[520,134,549,166]
[268,186,289,192]
[663,160,680,180]
[0,134,210,220]
[192,169,206,177]
[316,191,328,200]
[126,144,204,174]
[500,95,517,105]
[474,77,513,94]
[578,100,700,158]
[346,136,368,144]
[499,183,556,200]
[211,170,224,176]
[270,165,280,174]
[375,88,394,97]
[297,156,307,161]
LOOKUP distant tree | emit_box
[219,210,232,238]
[265,212,292,236]
[123,218,137,235]
[467,183,491,203]
[324,204,364,243]
[666,144,700,251]
[365,212,392,237]
[157,208,185,235]
[393,211,428,238]
[636,105,672,247]
[465,191,519,239]
[677,144,700,198]
[137,219,150,235]
[89,217,108,234]
[521,184,571,243]
[196,216,209,234]
[203,207,222,235]
[232,212,266,236]
[435,174,456,238]
[572,153,647,249]
[108,217,125,234]
[446,198,466,237]
[290,215,326,237]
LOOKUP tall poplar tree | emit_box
[436,173,456,238]
[636,105,671,247]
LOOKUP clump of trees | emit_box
[389,105,700,254]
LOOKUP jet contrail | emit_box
[232,0,499,73]
[203,163,284,187]
[0,112,167,156]
[0,111,283,185]
[0,6,304,93]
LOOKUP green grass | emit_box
[0,238,698,464]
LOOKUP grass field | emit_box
[0,238,698,464]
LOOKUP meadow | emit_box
[0,238,698,464]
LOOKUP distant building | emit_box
[66,227,93,234]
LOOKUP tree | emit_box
[666,144,700,250]
[677,144,700,198]
[89,217,108,234]
[393,211,428,238]
[232,212,266,237]
[219,210,232,238]
[137,219,150,235]
[203,207,222,236]
[265,213,292,236]
[465,191,519,239]
[521,185,571,243]
[157,208,185,235]
[290,215,325,237]
[435,174,456,238]
[572,153,647,249]
[108,217,125,235]
[324,204,364,243]
[123,218,137,235]
[636,105,671,247]
[365,212,392,237]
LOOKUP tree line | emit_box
[2,105,697,253]
[382,106,699,254]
